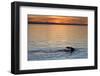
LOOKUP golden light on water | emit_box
[28,15,88,48]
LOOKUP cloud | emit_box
[28,15,88,25]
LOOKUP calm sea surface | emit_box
[28,24,88,60]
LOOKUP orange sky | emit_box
[28,15,88,25]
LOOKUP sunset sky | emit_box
[28,15,88,25]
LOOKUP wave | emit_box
[28,48,88,60]
[29,48,87,53]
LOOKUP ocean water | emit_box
[28,24,88,61]
[28,48,88,60]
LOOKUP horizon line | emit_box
[28,22,87,25]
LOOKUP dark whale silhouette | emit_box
[65,47,75,53]
[58,47,75,53]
